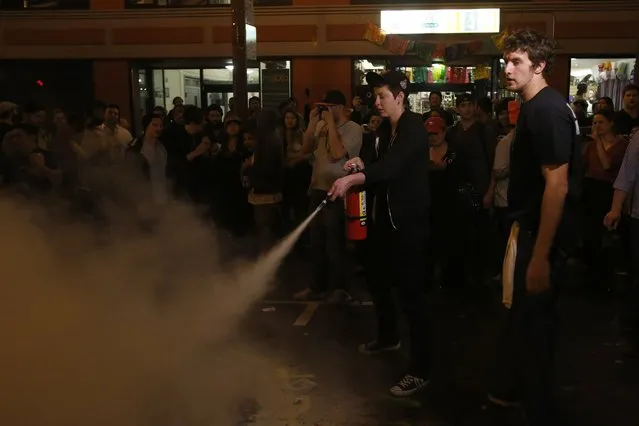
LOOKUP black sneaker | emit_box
[389,374,429,397]
[358,340,401,355]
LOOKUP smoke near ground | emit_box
[0,190,298,426]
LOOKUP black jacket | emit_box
[363,111,430,230]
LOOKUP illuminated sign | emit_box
[380,8,500,35]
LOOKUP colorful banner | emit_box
[491,28,509,50]
[363,23,387,46]
[362,23,485,64]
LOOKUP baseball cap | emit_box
[455,93,474,106]
[0,101,18,116]
[425,116,446,134]
[319,90,346,106]
[365,70,410,95]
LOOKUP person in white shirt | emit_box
[99,104,133,161]
[294,90,363,304]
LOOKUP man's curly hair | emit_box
[502,29,557,76]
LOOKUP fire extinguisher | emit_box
[344,166,367,241]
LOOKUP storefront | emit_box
[133,59,291,116]
[352,7,505,119]
[569,57,636,112]
[353,58,497,115]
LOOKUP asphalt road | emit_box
[234,255,639,426]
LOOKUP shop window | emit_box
[351,0,527,3]
[155,69,200,110]
[570,57,636,112]
[126,0,290,7]
[132,60,290,122]
[1,0,90,9]
[354,59,491,115]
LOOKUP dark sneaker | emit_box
[389,374,429,397]
[358,340,401,356]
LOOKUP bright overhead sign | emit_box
[380,8,500,35]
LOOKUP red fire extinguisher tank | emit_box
[345,188,367,241]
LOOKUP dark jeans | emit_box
[253,203,282,254]
[365,211,431,378]
[582,178,614,285]
[308,189,346,293]
[448,208,490,288]
[426,207,457,290]
[491,225,568,426]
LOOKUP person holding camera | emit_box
[293,90,363,304]
[329,71,431,397]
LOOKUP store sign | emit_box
[380,8,500,35]
[261,69,290,109]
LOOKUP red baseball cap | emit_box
[425,116,446,134]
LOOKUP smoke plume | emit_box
[0,191,297,426]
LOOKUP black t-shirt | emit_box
[613,109,639,136]
[508,86,577,231]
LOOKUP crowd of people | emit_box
[1,28,638,426]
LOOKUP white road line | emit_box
[293,302,319,326]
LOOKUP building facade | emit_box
[1,0,638,124]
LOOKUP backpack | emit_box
[556,103,585,255]
[565,103,584,203]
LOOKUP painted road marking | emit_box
[293,302,319,326]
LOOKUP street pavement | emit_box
[233,254,639,426]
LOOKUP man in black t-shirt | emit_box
[613,83,639,136]
[487,29,579,426]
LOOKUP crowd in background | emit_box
[0,82,638,314]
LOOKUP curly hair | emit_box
[502,29,557,76]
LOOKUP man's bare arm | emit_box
[533,163,569,259]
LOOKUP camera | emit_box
[317,105,328,114]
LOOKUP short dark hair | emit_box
[594,108,614,123]
[502,28,557,76]
[142,113,163,131]
[623,83,639,95]
[105,104,120,112]
[429,91,443,100]
[598,97,614,111]
[183,106,203,125]
[206,104,223,116]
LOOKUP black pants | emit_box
[253,203,282,254]
[582,178,614,285]
[366,211,431,378]
[491,225,567,426]
[308,189,346,293]
[448,208,490,288]
[426,207,458,290]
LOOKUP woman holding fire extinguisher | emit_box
[329,70,432,398]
